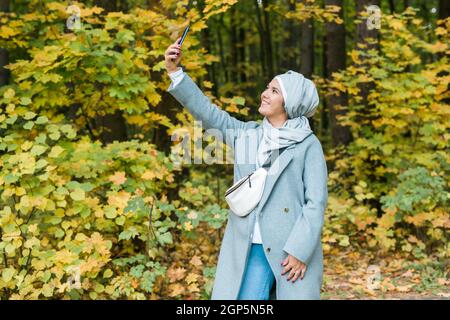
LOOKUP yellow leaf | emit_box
[70,188,85,201]
[189,255,203,267]
[395,284,414,292]
[4,88,15,99]
[109,171,126,185]
[429,41,447,53]
[0,26,18,38]
[191,20,207,32]
[184,221,193,231]
[168,283,184,297]
[391,20,403,30]
[167,267,186,283]
[435,27,447,36]
[185,272,199,284]
[49,145,65,158]
[28,224,38,234]
[187,283,200,293]
[107,191,131,210]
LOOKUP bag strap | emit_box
[259,132,313,169]
[261,146,289,169]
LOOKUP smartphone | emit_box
[178,25,190,45]
[172,25,190,62]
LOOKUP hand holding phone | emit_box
[164,26,190,73]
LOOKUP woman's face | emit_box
[258,78,286,119]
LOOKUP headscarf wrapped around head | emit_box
[274,70,319,119]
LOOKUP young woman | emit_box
[164,38,328,300]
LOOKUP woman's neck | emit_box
[267,115,288,128]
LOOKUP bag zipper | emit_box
[225,172,254,197]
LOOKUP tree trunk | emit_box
[325,0,351,147]
[280,0,299,71]
[403,0,409,11]
[299,0,314,78]
[254,0,267,78]
[0,0,9,87]
[262,0,274,78]
[355,0,380,116]
[356,0,385,214]
[239,27,247,83]
[388,0,395,13]
[297,0,316,132]
[93,0,128,144]
[320,30,328,137]
[230,6,239,83]
[217,15,229,83]
[198,0,218,96]
[95,0,117,12]
[439,0,450,19]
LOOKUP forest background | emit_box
[0,0,448,299]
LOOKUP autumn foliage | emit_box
[0,1,448,299]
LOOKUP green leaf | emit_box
[35,159,48,169]
[5,114,17,124]
[2,268,16,282]
[232,96,246,105]
[70,188,85,201]
[103,269,113,278]
[30,145,47,156]
[158,232,173,245]
[49,131,61,141]
[60,124,76,139]
[116,30,135,44]
[23,121,34,130]
[105,206,117,219]
[20,97,32,106]
[49,145,64,158]
[5,243,15,255]
[24,111,36,120]
[55,228,65,238]
[118,227,139,240]
[4,173,19,184]
[115,216,126,226]
[35,116,48,124]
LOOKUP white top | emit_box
[168,67,185,87]
[251,218,263,243]
[168,68,263,244]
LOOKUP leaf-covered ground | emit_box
[158,225,449,300]
[321,248,449,300]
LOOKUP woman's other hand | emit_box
[281,254,307,283]
[164,37,183,74]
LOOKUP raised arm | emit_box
[164,38,256,146]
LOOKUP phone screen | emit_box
[178,25,190,45]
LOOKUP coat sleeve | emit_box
[167,72,255,147]
[282,139,328,265]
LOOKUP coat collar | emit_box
[254,145,296,215]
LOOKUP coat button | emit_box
[266,247,271,252]
[284,207,289,213]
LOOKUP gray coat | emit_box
[167,73,328,300]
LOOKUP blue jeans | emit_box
[237,244,276,300]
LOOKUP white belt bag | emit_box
[225,146,289,217]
